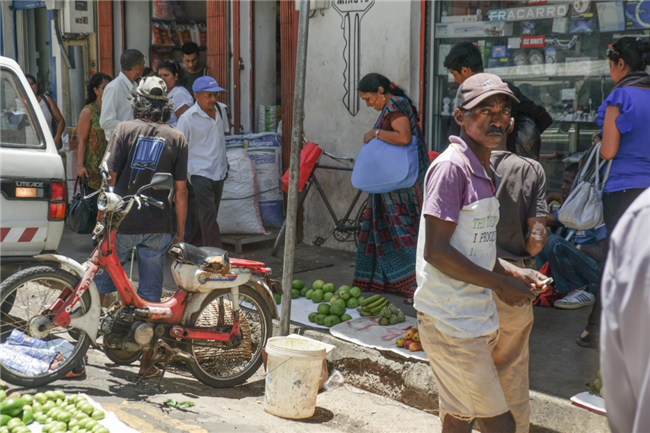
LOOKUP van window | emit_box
[1,68,44,149]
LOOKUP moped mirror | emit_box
[137,173,174,194]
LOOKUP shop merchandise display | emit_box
[432,0,645,193]
[395,328,423,352]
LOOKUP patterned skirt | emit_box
[352,184,422,297]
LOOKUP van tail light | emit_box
[49,181,66,220]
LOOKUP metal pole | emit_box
[280,0,310,336]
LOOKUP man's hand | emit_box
[509,267,550,296]
[172,232,184,245]
[494,276,537,306]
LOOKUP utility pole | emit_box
[279,0,310,336]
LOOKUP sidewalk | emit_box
[55,229,608,433]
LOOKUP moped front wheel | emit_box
[0,266,92,387]
[184,285,273,388]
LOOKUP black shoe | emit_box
[576,332,599,349]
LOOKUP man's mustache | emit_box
[487,126,506,135]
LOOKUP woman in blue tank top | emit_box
[579,37,650,348]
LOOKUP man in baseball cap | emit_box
[98,70,189,379]
[413,72,547,433]
[177,76,230,248]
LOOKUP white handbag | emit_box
[558,142,612,230]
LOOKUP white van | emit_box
[0,56,66,267]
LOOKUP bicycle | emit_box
[271,143,369,257]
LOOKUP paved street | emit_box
[12,347,447,433]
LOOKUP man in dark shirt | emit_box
[444,42,553,158]
[97,76,189,377]
[181,42,207,94]
[489,123,548,433]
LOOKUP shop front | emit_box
[424,0,648,191]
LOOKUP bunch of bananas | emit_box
[356,295,389,317]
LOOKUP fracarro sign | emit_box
[488,4,569,22]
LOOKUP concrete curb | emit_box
[274,321,610,433]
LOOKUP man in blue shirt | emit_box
[536,163,607,309]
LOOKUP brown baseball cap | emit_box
[455,73,519,110]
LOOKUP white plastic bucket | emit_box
[263,335,330,419]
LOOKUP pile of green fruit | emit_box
[378,303,406,326]
[307,282,365,327]
[0,387,108,433]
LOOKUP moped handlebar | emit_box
[140,194,165,209]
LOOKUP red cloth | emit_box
[428,150,441,163]
[281,141,323,193]
[532,262,562,307]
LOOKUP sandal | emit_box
[403,298,414,306]
[576,331,599,349]
[138,366,163,378]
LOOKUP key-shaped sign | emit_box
[332,0,375,117]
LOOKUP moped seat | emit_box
[168,242,229,269]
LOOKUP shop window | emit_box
[430,0,647,192]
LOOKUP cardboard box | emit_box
[488,57,511,68]
[570,13,595,33]
[625,1,650,29]
[597,1,625,32]
[492,45,508,57]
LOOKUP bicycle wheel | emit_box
[271,221,287,258]
[184,285,272,388]
[354,195,370,246]
[0,266,92,387]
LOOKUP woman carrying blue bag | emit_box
[352,73,430,302]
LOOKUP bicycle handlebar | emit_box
[322,150,354,163]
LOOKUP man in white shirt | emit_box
[600,187,650,433]
[100,49,145,139]
[177,76,229,248]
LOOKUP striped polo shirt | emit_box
[413,136,501,339]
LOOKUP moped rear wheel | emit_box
[0,266,92,387]
[184,285,272,388]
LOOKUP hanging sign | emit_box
[521,35,546,48]
[488,4,570,22]
[528,0,548,4]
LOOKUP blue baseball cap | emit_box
[192,76,226,93]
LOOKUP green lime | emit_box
[273,293,281,304]
[322,283,335,293]
[323,292,333,302]
[292,280,305,290]
[300,287,309,297]
[338,285,350,293]
[312,280,325,291]
[324,315,341,327]
[314,314,326,325]
[317,304,331,315]
[341,314,352,322]
[311,289,324,303]
[357,295,365,304]
[332,299,346,310]
[305,289,314,299]
[291,289,300,299]
[346,298,359,309]
[308,312,318,323]
[350,286,361,298]
[329,295,340,304]
[329,305,345,317]
[340,291,351,300]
